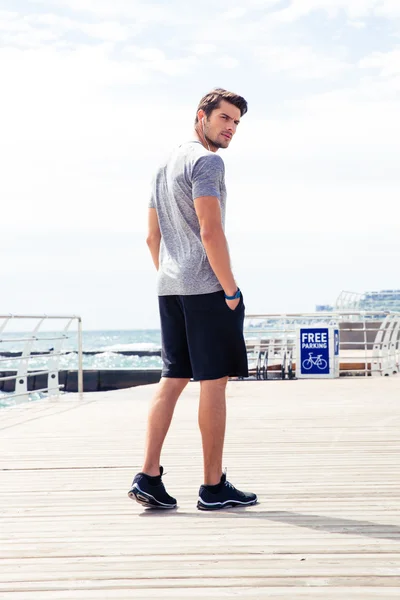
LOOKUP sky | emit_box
[1,0,400,330]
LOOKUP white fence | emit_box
[0,315,83,404]
[244,311,400,379]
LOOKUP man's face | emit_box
[200,100,241,150]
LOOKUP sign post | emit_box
[296,325,340,379]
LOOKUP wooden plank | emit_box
[1,377,400,598]
[4,588,400,600]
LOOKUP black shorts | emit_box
[158,290,249,381]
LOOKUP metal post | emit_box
[363,316,368,377]
[77,318,84,395]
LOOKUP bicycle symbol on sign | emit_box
[302,353,328,371]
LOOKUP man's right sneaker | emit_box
[128,466,177,509]
[197,472,257,511]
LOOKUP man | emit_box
[128,88,257,511]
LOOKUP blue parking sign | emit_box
[300,328,330,375]
[334,329,339,356]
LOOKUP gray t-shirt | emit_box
[149,141,226,296]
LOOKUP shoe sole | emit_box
[197,497,258,511]
[128,483,177,509]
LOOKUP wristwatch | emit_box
[224,288,241,300]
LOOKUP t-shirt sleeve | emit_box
[148,193,156,209]
[192,155,225,201]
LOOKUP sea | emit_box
[0,330,162,408]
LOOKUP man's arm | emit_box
[146,208,161,270]
[194,196,238,300]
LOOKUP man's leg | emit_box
[180,292,256,509]
[142,376,190,476]
[198,377,228,485]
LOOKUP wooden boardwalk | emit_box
[1,377,400,599]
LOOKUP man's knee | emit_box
[160,377,191,392]
[200,376,229,390]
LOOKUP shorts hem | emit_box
[192,371,249,382]
[161,372,193,379]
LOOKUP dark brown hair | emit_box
[194,88,248,124]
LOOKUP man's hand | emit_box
[225,297,241,311]
[224,288,241,311]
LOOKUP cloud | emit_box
[245,0,284,7]
[270,0,400,22]
[1,1,399,234]
[254,45,350,79]
[0,10,58,48]
[216,56,240,69]
[123,46,198,76]
[190,43,217,55]
[0,11,143,47]
[347,20,366,28]
[222,7,248,20]
[0,42,197,236]
[223,58,400,204]
[375,0,400,19]
[0,10,18,17]
[77,21,139,42]
[0,45,148,105]
[32,0,171,22]
[359,48,400,77]
[191,11,270,43]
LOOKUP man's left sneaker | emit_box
[128,466,177,509]
[197,472,257,511]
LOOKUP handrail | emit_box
[0,336,68,343]
[0,315,83,404]
[0,314,82,319]
[0,352,66,363]
[244,311,400,379]
[245,310,395,323]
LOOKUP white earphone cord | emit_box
[202,118,211,152]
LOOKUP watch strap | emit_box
[224,288,241,300]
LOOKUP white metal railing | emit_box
[244,311,400,379]
[335,291,363,310]
[0,315,83,404]
[371,314,400,377]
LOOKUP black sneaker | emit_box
[128,466,177,509]
[197,473,257,511]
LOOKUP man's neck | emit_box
[194,127,218,153]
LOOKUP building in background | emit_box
[316,304,334,312]
[316,290,400,313]
[358,290,400,312]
